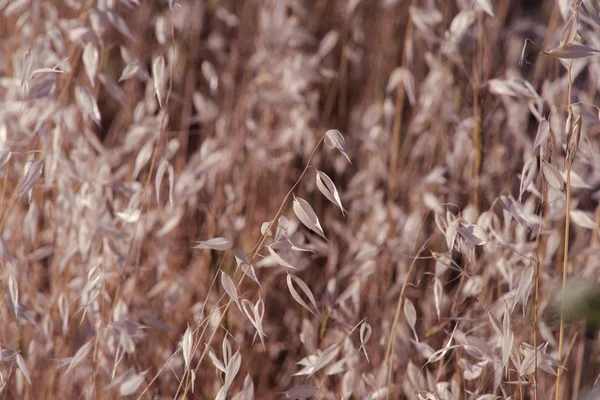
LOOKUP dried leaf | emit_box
[293,196,326,239]
[404,299,418,341]
[560,10,579,46]
[99,73,125,105]
[567,113,582,162]
[217,351,241,400]
[155,15,169,44]
[192,237,232,251]
[208,348,226,373]
[310,343,340,376]
[68,26,92,42]
[324,129,351,164]
[325,358,345,375]
[287,274,319,316]
[386,67,416,105]
[519,156,538,203]
[222,338,232,365]
[39,61,64,77]
[260,222,272,236]
[542,161,564,191]
[359,322,371,362]
[132,140,153,180]
[561,170,592,189]
[82,263,101,295]
[460,359,486,381]
[1,348,16,361]
[475,0,495,17]
[155,159,168,204]
[488,310,502,337]
[8,274,18,322]
[335,279,360,306]
[488,79,519,97]
[182,325,193,371]
[316,170,346,215]
[283,384,318,399]
[445,213,459,252]
[156,208,184,237]
[16,354,31,385]
[63,341,92,376]
[0,150,11,169]
[107,10,134,41]
[155,160,174,208]
[514,264,534,317]
[317,30,339,59]
[570,210,596,229]
[119,63,140,82]
[293,355,318,376]
[448,10,475,42]
[241,299,266,348]
[267,246,297,269]
[75,86,101,125]
[119,370,147,396]
[232,374,254,400]
[58,292,69,334]
[386,67,403,93]
[275,216,289,242]
[153,56,165,109]
[502,306,513,374]
[192,91,219,123]
[234,247,260,286]
[252,300,266,348]
[21,49,32,93]
[82,42,99,87]
[519,39,529,66]
[413,5,444,28]
[227,349,242,376]
[456,224,488,246]
[271,238,314,253]
[201,61,218,93]
[115,209,140,223]
[411,339,435,359]
[434,278,443,321]
[221,271,241,311]
[427,344,462,364]
[18,159,43,198]
[583,0,600,26]
[545,43,600,59]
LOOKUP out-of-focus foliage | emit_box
[1,0,600,398]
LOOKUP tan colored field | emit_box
[1,0,600,399]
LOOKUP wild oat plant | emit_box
[3,0,600,399]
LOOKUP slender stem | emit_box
[556,153,572,400]
[387,0,415,212]
[556,58,574,400]
[533,176,546,400]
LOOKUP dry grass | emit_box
[1,0,600,398]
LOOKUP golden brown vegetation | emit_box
[2,0,600,399]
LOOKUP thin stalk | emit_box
[387,0,416,212]
[556,58,574,400]
[533,174,547,400]
[556,152,572,400]
[472,10,484,216]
